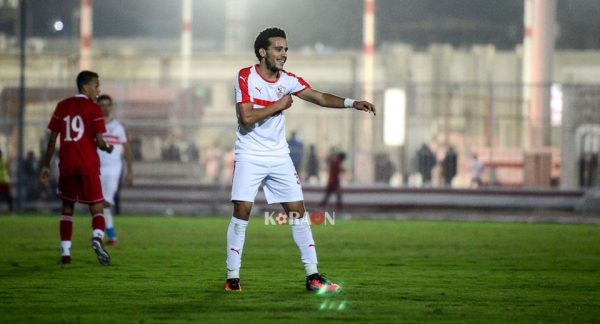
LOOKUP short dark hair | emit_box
[97,94,112,103]
[254,27,286,60]
[76,70,99,92]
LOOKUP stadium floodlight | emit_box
[550,83,562,127]
[383,88,406,146]
[53,20,64,32]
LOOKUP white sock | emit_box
[226,217,248,279]
[291,217,318,275]
[104,207,114,229]
[61,241,71,256]
[92,229,104,239]
[104,208,117,240]
[304,264,318,276]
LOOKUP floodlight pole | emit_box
[522,0,556,151]
[354,0,375,183]
[181,0,192,88]
[79,0,92,71]
[16,0,27,212]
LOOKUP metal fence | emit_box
[2,80,600,209]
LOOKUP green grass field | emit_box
[1,215,599,323]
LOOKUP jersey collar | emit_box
[254,65,280,83]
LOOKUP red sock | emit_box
[92,213,106,231]
[60,213,73,241]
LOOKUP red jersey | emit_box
[48,94,106,175]
[327,157,343,186]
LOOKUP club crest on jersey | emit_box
[276,85,286,97]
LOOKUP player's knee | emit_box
[233,201,252,220]
[283,201,306,216]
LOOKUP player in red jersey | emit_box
[39,70,114,266]
[320,152,347,210]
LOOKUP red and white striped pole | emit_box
[181,0,192,87]
[79,0,92,71]
[354,0,375,183]
[522,0,556,150]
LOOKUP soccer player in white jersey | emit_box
[225,27,376,292]
[97,94,133,246]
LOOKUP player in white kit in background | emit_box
[97,94,133,246]
[225,27,376,292]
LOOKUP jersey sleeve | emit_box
[47,104,62,133]
[288,73,311,95]
[92,104,107,135]
[117,123,128,143]
[234,68,252,104]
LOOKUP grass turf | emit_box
[0,215,599,323]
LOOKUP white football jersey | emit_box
[98,119,128,175]
[234,65,310,156]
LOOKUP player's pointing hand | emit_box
[353,100,376,116]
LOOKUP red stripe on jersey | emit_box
[238,67,252,103]
[253,98,275,107]
[292,88,309,95]
[103,134,121,145]
[105,139,121,145]
[282,70,311,94]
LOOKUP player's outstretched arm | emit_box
[237,95,293,125]
[96,134,114,153]
[296,88,376,115]
[39,132,58,185]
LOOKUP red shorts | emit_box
[57,174,105,204]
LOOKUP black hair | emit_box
[254,27,286,60]
[76,70,99,92]
[97,94,113,103]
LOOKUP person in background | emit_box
[469,153,484,188]
[288,131,304,176]
[97,94,134,246]
[319,151,346,210]
[442,146,458,187]
[417,144,436,187]
[24,151,39,201]
[0,149,14,214]
[305,144,319,183]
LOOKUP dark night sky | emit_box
[18,0,600,50]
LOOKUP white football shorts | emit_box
[100,171,121,206]
[231,155,303,204]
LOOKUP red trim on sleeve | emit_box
[283,70,311,92]
[292,88,309,95]
[238,67,252,103]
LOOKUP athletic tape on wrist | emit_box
[344,98,355,108]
